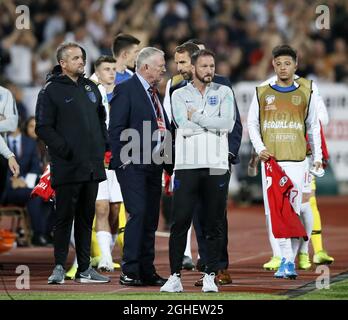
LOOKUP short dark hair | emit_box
[191,49,215,65]
[56,42,85,63]
[175,42,200,57]
[272,45,297,61]
[94,55,116,69]
[112,33,140,58]
[186,38,205,46]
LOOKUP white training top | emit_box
[163,78,172,122]
[0,85,18,136]
[0,135,14,159]
[172,81,235,170]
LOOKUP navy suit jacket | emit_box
[109,74,172,171]
[8,135,41,178]
[1,134,41,203]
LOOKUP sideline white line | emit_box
[108,287,133,293]
[230,252,270,264]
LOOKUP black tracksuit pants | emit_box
[53,181,99,272]
[193,205,229,270]
[169,168,230,274]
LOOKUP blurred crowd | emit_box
[1,0,348,119]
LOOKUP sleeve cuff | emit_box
[191,111,202,124]
[256,147,267,155]
[5,153,15,160]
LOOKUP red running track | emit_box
[0,196,347,296]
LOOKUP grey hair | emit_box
[135,47,164,71]
[56,42,86,63]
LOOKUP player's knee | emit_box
[111,202,121,214]
[95,201,109,220]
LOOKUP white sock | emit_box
[96,231,112,261]
[299,201,314,254]
[184,225,192,258]
[291,238,300,259]
[70,221,75,248]
[279,238,294,263]
[72,256,78,267]
[110,233,117,253]
[266,215,282,257]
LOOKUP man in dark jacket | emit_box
[35,42,110,284]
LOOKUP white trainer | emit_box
[160,273,183,293]
[97,256,114,272]
[202,273,218,292]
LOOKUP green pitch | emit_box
[0,292,285,300]
[1,279,348,300]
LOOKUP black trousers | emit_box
[116,164,162,279]
[54,181,99,272]
[193,205,229,270]
[169,168,230,274]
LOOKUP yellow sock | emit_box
[310,193,323,254]
[116,203,127,254]
[90,216,101,258]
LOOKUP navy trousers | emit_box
[116,164,162,279]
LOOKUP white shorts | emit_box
[302,157,312,194]
[262,159,306,216]
[96,169,123,203]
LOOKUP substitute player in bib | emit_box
[250,75,333,271]
[248,45,322,279]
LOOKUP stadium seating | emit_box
[0,205,31,246]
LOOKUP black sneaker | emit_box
[182,255,195,270]
[48,265,65,284]
[75,267,110,283]
[32,234,48,247]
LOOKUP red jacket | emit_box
[265,158,308,240]
[31,165,55,201]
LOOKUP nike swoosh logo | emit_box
[80,274,91,280]
[219,183,226,187]
[65,98,73,103]
[185,100,194,103]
